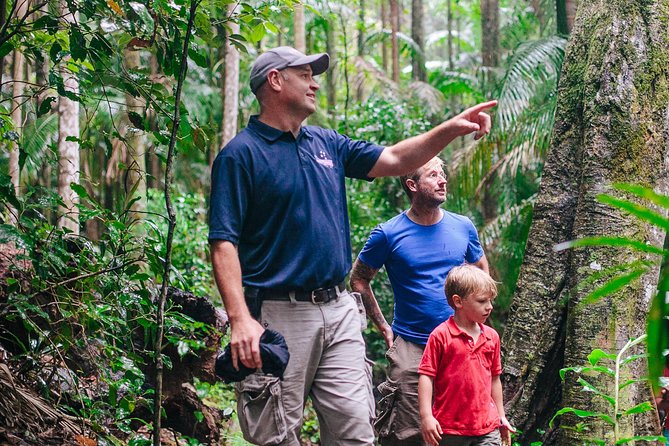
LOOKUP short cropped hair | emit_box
[400,157,445,201]
[445,264,497,307]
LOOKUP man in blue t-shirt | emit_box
[209,46,496,446]
[350,156,489,446]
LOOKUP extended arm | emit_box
[210,240,264,370]
[418,374,442,446]
[350,258,394,348]
[368,100,497,178]
[472,254,490,274]
[491,374,515,446]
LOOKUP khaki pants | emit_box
[237,291,375,446]
[376,336,427,446]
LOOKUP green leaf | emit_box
[597,193,669,230]
[616,436,667,445]
[618,378,642,390]
[613,183,669,210]
[554,236,668,256]
[577,377,615,406]
[188,47,208,68]
[620,353,647,366]
[622,401,654,416]
[70,183,89,200]
[249,23,266,43]
[580,266,648,306]
[0,41,13,59]
[549,407,615,427]
[69,24,87,61]
[587,349,616,366]
[560,365,615,381]
[128,111,145,130]
[37,97,56,117]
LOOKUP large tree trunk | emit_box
[390,0,399,83]
[57,3,80,234]
[221,3,239,148]
[411,0,426,81]
[501,1,669,445]
[480,0,499,67]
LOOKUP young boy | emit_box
[418,264,514,446]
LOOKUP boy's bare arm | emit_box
[491,375,515,446]
[350,258,394,348]
[418,374,442,446]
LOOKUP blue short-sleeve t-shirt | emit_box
[357,210,484,345]
[208,116,384,291]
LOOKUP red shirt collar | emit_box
[445,316,493,341]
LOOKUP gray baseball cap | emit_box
[249,46,330,94]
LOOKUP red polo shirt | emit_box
[418,317,502,436]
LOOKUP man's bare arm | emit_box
[210,240,264,370]
[350,258,394,348]
[472,254,490,274]
[369,101,497,178]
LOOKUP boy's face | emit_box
[454,291,495,324]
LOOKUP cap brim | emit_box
[287,53,330,75]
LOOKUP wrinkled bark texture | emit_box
[501,1,669,445]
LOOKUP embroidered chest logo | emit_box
[315,149,334,168]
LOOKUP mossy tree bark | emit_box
[501,1,669,445]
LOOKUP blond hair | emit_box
[445,264,497,307]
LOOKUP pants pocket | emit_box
[350,291,368,331]
[374,380,398,437]
[235,373,287,445]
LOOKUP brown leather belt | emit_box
[261,282,345,304]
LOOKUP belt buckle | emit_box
[310,288,326,304]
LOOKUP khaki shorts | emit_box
[375,336,427,446]
[439,429,501,446]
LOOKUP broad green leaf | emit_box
[560,365,615,381]
[581,266,648,306]
[554,236,667,256]
[613,183,669,210]
[597,193,669,230]
[622,401,654,416]
[70,183,90,200]
[588,349,616,366]
[620,353,647,366]
[549,407,615,427]
[249,23,266,42]
[616,435,666,445]
[577,377,615,406]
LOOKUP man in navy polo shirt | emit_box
[209,45,496,446]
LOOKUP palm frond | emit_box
[480,195,537,247]
[19,113,58,179]
[407,81,446,118]
[496,36,567,132]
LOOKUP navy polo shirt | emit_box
[209,116,384,291]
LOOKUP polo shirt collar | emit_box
[248,115,313,142]
[446,316,493,341]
